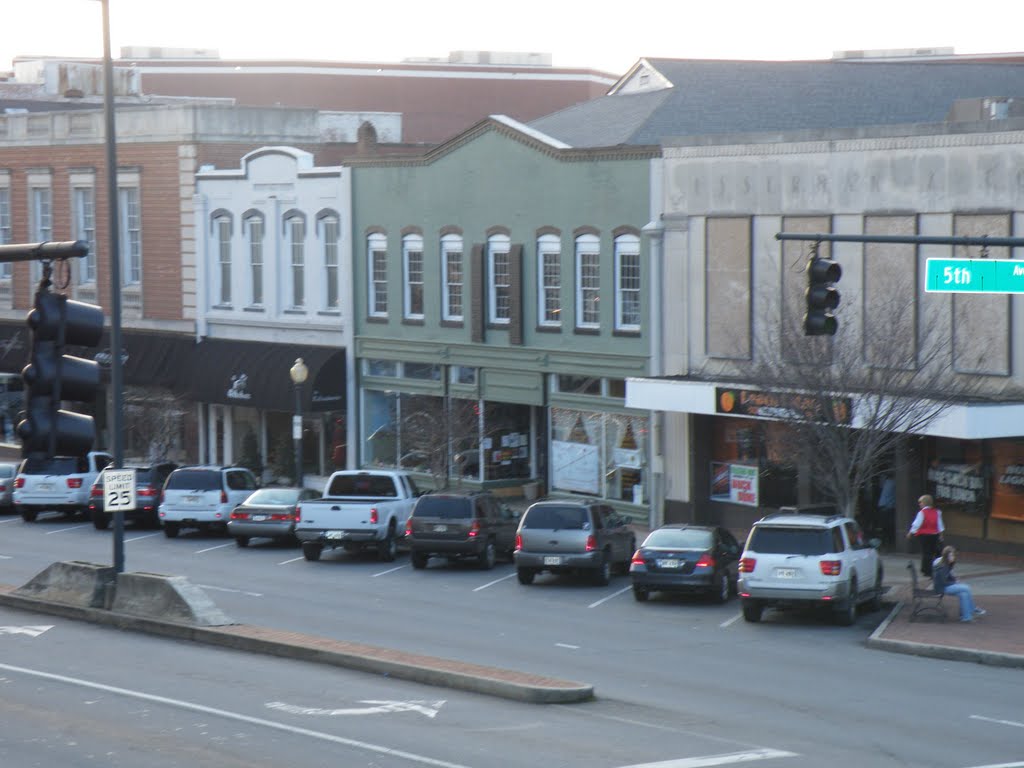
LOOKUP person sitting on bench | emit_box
[932,546,986,623]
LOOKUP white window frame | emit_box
[285,213,306,308]
[71,179,97,284]
[118,185,142,285]
[614,234,641,331]
[320,214,340,310]
[537,233,561,326]
[488,233,511,325]
[245,212,264,306]
[214,213,232,306]
[575,233,601,329]
[367,233,388,317]
[0,184,11,279]
[402,233,424,320]
[29,183,53,285]
[441,233,463,321]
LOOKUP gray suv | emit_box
[514,500,635,586]
[405,490,518,570]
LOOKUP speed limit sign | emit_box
[103,468,137,512]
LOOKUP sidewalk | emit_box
[868,551,1024,668]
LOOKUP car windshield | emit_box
[165,470,221,492]
[645,528,713,549]
[414,496,472,519]
[522,505,589,530]
[244,488,301,505]
[748,526,837,555]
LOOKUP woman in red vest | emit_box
[906,494,945,578]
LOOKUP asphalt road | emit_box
[2,511,1024,767]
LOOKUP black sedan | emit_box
[629,524,742,603]
[228,487,321,547]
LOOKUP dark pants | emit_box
[916,533,942,577]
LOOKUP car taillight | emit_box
[405,519,413,537]
[14,477,24,489]
[220,490,228,504]
[271,512,295,521]
[67,478,83,489]
[230,510,248,520]
[631,550,645,565]
[90,485,104,498]
[468,519,480,538]
[0,484,6,492]
[369,507,378,524]
[739,557,756,573]
[585,534,596,552]
[515,533,522,551]
[820,560,842,576]
[294,504,301,522]
[138,486,157,497]
[695,553,715,569]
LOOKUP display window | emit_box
[551,407,648,504]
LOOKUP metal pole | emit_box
[101,0,126,574]
[294,383,302,488]
[776,232,1024,248]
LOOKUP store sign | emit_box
[552,440,600,495]
[716,387,852,425]
[613,448,641,469]
[710,462,759,507]
[928,463,985,505]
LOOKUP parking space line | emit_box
[195,543,234,554]
[588,586,632,608]
[473,573,516,591]
[970,715,1024,729]
[125,533,162,542]
[617,748,797,767]
[45,524,88,535]
[0,554,11,559]
[373,565,406,577]
[0,518,20,524]
[278,556,305,565]
[197,583,262,597]
[720,612,742,628]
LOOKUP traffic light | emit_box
[804,256,841,336]
[18,289,104,459]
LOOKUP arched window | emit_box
[441,233,464,321]
[367,232,388,317]
[488,233,511,324]
[284,211,306,308]
[575,233,600,329]
[318,211,340,310]
[537,233,561,326]
[403,232,424,319]
[212,210,233,306]
[614,233,641,330]
[243,211,264,306]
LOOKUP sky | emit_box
[4,0,1023,76]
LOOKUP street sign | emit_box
[925,258,1024,294]
[102,468,136,512]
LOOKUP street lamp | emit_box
[289,358,308,487]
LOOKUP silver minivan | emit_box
[159,466,259,537]
[513,500,635,586]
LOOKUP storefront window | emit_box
[710,417,796,508]
[557,375,601,395]
[551,407,647,504]
[363,389,398,466]
[451,366,477,385]
[926,436,987,516]
[483,402,531,480]
[404,362,441,380]
[365,359,398,377]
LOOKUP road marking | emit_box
[195,543,234,554]
[0,625,53,637]
[373,565,406,577]
[970,715,1024,729]
[125,533,162,542]
[267,699,445,718]
[589,586,632,608]
[617,748,798,767]
[0,554,11,559]
[555,643,579,650]
[473,573,516,591]
[278,556,304,565]
[963,763,1024,768]
[45,524,88,534]
[0,517,20,524]
[196,584,263,597]
[0,661,472,768]
[720,612,743,628]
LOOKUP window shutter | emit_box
[509,244,523,345]
[471,243,485,343]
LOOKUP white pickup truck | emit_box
[295,470,424,562]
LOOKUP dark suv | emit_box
[405,490,518,570]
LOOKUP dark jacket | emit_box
[933,562,956,593]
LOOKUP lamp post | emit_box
[289,358,308,487]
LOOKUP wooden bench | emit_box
[906,560,947,621]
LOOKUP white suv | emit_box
[737,510,883,625]
[158,466,259,538]
[13,451,113,522]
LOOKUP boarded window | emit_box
[706,217,751,359]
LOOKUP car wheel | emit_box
[235,536,249,548]
[21,509,37,523]
[868,565,884,612]
[633,586,649,602]
[742,599,764,623]
[835,577,858,626]
[92,511,109,531]
[713,570,730,604]
[163,522,180,539]
[377,529,397,562]
[302,542,323,562]
[517,567,536,585]
[592,552,612,586]
[478,540,496,570]
[411,551,429,570]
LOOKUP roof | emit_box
[529,57,1024,146]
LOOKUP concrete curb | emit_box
[867,600,1024,669]
[0,587,594,704]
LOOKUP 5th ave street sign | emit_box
[925,258,1024,293]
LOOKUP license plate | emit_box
[433,524,448,532]
[775,568,797,579]
[543,556,563,566]
[325,531,343,540]
[36,483,52,492]
[185,495,201,503]
[656,559,682,569]
[252,515,267,522]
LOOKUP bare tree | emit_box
[399,396,482,489]
[122,387,187,463]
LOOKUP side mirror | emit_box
[868,537,882,549]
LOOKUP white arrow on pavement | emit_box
[0,625,54,637]
[266,699,445,718]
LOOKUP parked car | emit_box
[228,486,321,547]
[629,524,742,603]
[738,509,884,625]
[158,466,259,537]
[13,452,112,522]
[513,500,635,586]
[405,489,518,570]
[0,461,18,513]
[87,462,178,530]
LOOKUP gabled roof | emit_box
[530,57,1024,146]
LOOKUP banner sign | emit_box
[716,387,852,425]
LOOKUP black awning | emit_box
[183,338,346,412]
